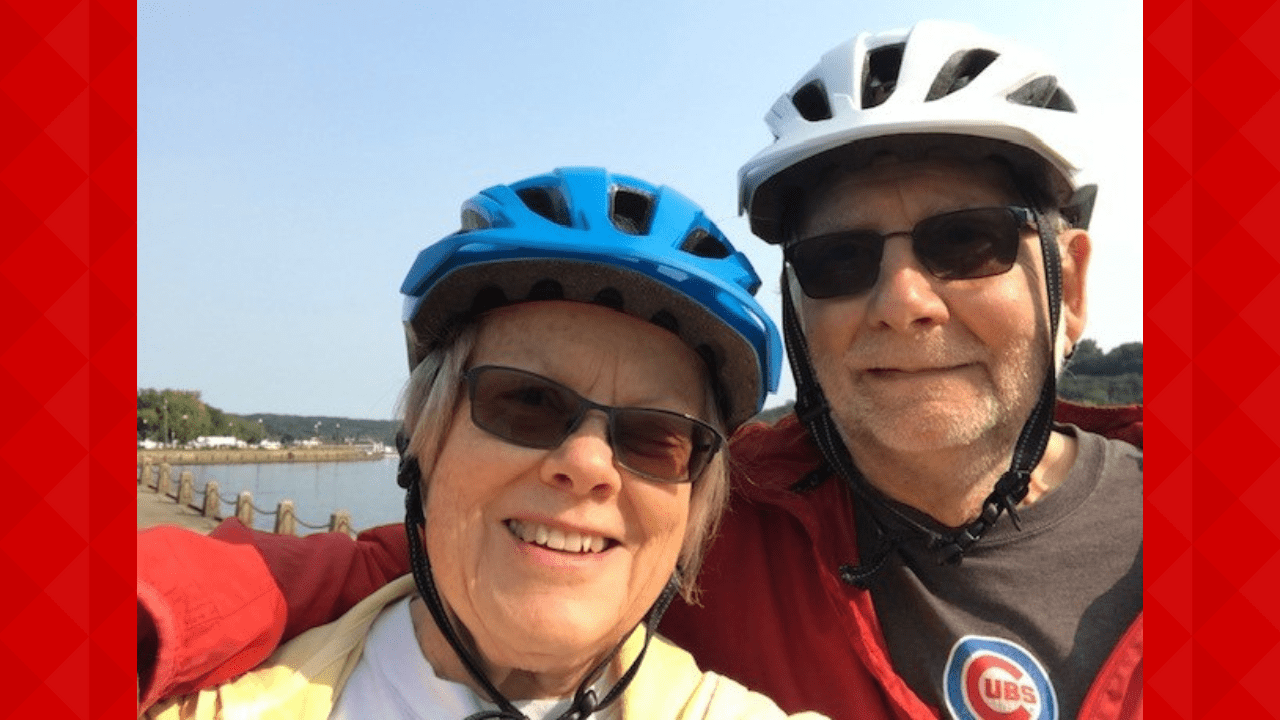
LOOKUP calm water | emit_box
[179,456,408,533]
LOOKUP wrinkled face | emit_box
[423,301,708,681]
[793,158,1054,457]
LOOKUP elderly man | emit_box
[656,21,1141,720]
[137,21,1141,720]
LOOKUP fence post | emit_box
[138,458,152,485]
[236,491,254,527]
[203,480,220,518]
[158,463,173,496]
[274,500,297,535]
[329,510,354,537]
[177,470,194,507]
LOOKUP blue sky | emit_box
[138,0,1142,419]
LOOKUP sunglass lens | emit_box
[468,366,719,483]
[787,232,884,299]
[916,207,1021,280]
[613,410,705,482]
[470,368,576,448]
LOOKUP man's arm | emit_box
[1055,400,1142,449]
[208,518,410,640]
[136,519,409,713]
[137,525,287,713]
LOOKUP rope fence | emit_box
[138,458,356,538]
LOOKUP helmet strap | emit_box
[399,446,680,720]
[933,208,1062,561]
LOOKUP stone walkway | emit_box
[137,485,221,534]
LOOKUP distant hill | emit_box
[249,413,400,445]
[1057,340,1142,406]
[137,388,400,446]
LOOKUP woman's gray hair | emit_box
[395,316,731,605]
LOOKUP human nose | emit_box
[540,412,622,498]
[864,236,949,331]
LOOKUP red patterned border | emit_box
[1148,0,1280,718]
[1,0,1275,716]
[1,0,135,717]
[1146,1,1193,717]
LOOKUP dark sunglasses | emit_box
[784,206,1036,299]
[464,365,724,483]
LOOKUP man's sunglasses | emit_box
[784,206,1036,299]
[464,365,724,483]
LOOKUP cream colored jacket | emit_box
[145,575,827,720]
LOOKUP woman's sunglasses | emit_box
[784,206,1036,299]
[464,365,724,483]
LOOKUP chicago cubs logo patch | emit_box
[943,636,1057,720]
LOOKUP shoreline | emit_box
[138,446,393,466]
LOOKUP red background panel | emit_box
[0,0,1274,717]
[1,0,134,718]
[1146,0,1280,719]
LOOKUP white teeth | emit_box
[508,520,608,554]
[546,527,566,551]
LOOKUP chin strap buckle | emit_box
[936,469,1033,565]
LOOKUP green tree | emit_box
[1071,338,1102,365]
[229,417,267,443]
[1068,341,1142,377]
[136,389,212,445]
[137,406,161,441]
[209,407,227,434]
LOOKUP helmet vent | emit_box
[925,49,999,101]
[681,229,731,259]
[516,186,572,226]
[469,286,509,315]
[792,80,833,121]
[1007,76,1076,112]
[592,287,625,311]
[862,44,904,108]
[527,279,565,301]
[610,188,655,235]
[649,310,679,334]
[460,208,490,231]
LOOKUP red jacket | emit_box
[655,406,1143,719]
[137,401,1142,719]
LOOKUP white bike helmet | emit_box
[739,19,1097,243]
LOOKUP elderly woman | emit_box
[141,168,818,719]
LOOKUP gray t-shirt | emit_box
[856,427,1142,720]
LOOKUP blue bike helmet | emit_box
[400,167,782,429]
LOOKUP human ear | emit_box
[1058,228,1092,348]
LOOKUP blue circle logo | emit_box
[943,636,1057,720]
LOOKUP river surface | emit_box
[178,456,408,533]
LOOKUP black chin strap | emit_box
[782,208,1063,584]
[396,444,678,720]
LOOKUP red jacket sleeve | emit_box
[138,520,410,712]
[208,518,410,641]
[1055,400,1143,449]
[137,525,287,714]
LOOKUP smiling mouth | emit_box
[505,519,615,554]
[867,364,968,376]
